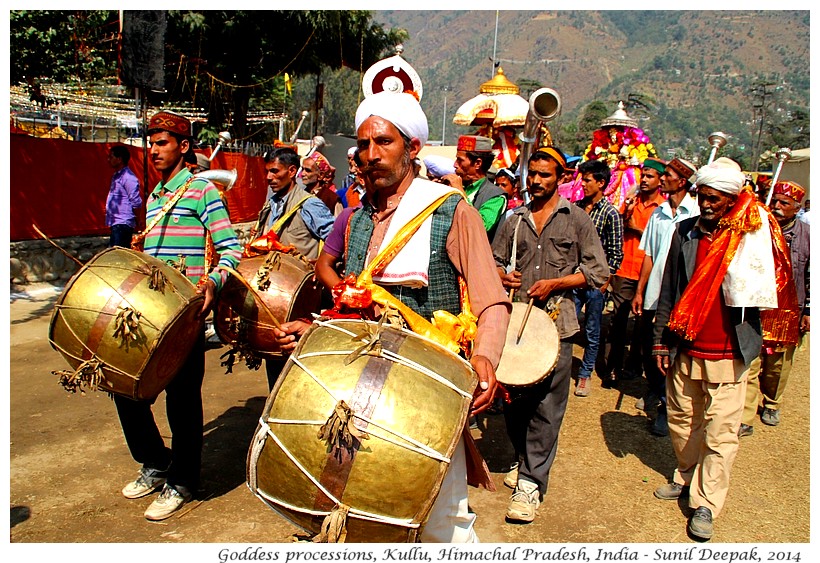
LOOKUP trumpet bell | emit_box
[194,168,238,191]
[708,131,728,149]
[529,88,562,122]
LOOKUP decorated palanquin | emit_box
[453,67,553,170]
[577,101,659,209]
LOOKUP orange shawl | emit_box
[668,188,799,346]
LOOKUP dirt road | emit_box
[9,283,810,546]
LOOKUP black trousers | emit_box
[264,358,287,392]
[503,340,573,496]
[109,224,134,248]
[639,309,666,400]
[605,275,643,376]
[114,329,205,491]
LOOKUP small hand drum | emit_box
[495,301,560,387]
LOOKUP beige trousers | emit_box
[667,352,748,518]
[743,344,797,424]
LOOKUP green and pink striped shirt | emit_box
[144,168,241,290]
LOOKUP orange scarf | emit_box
[760,218,801,347]
[668,188,797,342]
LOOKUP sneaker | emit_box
[738,423,754,438]
[505,480,540,523]
[688,506,713,540]
[503,463,519,489]
[122,467,167,499]
[144,484,192,521]
[574,377,590,397]
[650,408,669,436]
[654,482,688,500]
[761,408,781,426]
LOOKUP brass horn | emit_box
[517,88,562,205]
[194,168,238,191]
[706,131,728,164]
[765,147,792,207]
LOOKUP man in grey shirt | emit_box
[492,148,608,524]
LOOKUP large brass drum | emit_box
[49,247,204,400]
[247,318,477,542]
[215,251,322,358]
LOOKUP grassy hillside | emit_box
[371,10,810,165]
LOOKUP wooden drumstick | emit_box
[515,297,535,345]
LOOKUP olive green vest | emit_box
[345,194,462,319]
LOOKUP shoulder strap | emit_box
[131,176,197,251]
[271,193,312,234]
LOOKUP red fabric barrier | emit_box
[10,135,267,241]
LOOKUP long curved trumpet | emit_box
[517,88,562,205]
[194,168,238,191]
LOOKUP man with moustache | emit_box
[603,158,666,387]
[631,157,699,433]
[118,111,242,520]
[740,180,809,435]
[652,157,785,541]
[492,148,609,523]
[250,146,335,390]
[278,91,511,542]
[445,135,507,241]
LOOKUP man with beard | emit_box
[277,91,510,542]
[492,148,609,523]
[302,152,343,216]
[652,157,787,541]
[739,180,809,436]
[603,158,666,388]
[631,158,699,434]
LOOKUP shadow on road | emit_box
[10,505,31,528]
[600,410,678,479]
[200,395,268,499]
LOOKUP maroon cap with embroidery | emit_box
[147,111,192,137]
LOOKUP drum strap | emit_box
[355,193,476,356]
[131,177,215,283]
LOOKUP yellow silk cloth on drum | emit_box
[668,189,799,346]
[334,191,478,357]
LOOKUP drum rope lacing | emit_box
[250,423,420,528]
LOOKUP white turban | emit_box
[355,91,428,147]
[423,154,455,178]
[694,157,745,195]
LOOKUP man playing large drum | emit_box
[117,111,242,521]
[492,148,609,524]
[276,91,511,542]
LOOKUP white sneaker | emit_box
[503,463,519,489]
[506,480,540,523]
[122,467,167,499]
[144,484,192,521]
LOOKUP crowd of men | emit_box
[103,94,808,543]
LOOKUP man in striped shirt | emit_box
[116,110,242,522]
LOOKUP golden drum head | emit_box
[48,247,204,400]
[247,318,477,542]
[495,301,560,387]
[215,251,323,358]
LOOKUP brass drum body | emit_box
[495,301,560,387]
[49,247,204,400]
[247,318,477,542]
[215,252,322,358]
